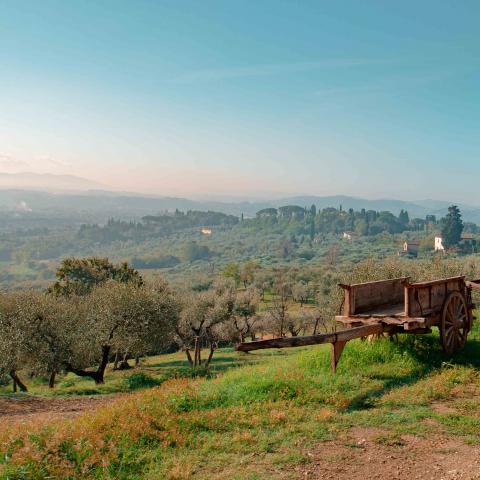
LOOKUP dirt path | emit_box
[291,426,480,480]
[0,395,119,424]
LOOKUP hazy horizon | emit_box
[2,171,480,211]
[1,1,479,202]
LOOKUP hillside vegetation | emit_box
[1,201,478,290]
[1,323,480,479]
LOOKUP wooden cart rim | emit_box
[338,277,409,290]
[405,275,465,288]
[339,275,467,290]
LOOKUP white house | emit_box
[435,237,445,252]
[343,231,356,240]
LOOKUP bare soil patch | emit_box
[292,427,480,480]
[431,402,458,414]
[0,395,119,424]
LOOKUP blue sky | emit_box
[0,0,479,201]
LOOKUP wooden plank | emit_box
[406,277,465,317]
[424,313,440,328]
[335,316,383,326]
[336,315,425,325]
[349,278,408,315]
[407,276,464,288]
[358,303,405,317]
[381,317,409,325]
[344,277,410,289]
[403,319,427,330]
[405,284,411,318]
[236,324,387,352]
[335,315,380,322]
[331,341,347,373]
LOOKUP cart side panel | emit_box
[406,277,465,317]
[346,278,407,315]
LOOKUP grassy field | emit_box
[1,321,480,479]
[0,348,265,397]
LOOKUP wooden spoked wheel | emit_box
[440,291,470,354]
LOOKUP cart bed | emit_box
[360,303,405,317]
[335,276,471,331]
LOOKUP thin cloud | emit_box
[175,58,384,83]
[313,70,457,99]
[0,155,29,171]
[37,156,72,170]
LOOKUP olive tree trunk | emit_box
[10,371,28,392]
[49,370,56,389]
[66,345,111,384]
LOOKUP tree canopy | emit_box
[49,257,143,296]
[441,205,464,248]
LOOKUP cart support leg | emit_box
[331,340,347,373]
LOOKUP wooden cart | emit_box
[237,276,480,372]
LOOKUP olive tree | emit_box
[113,279,179,367]
[231,288,259,342]
[25,294,82,388]
[65,280,178,384]
[284,310,309,337]
[266,280,291,337]
[292,281,312,307]
[239,261,259,288]
[49,257,143,296]
[176,280,235,368]
[0,292,45,392]
[253,271,273,301]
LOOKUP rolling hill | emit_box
[0,184,479,223]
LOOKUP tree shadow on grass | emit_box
[149,356,240,369]
[346,333,480,412]
[149,348,288,371]
[148,353,267,376]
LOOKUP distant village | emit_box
[195,204,478,258]
[342,230,477,255]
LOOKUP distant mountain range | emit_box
[0,172,107,191]
[0,172,479,224]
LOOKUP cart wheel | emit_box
[440,291,470,354]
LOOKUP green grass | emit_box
[0,348,275,397]
[1,321,480,479]
[149,327,480,478]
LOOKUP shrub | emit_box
[124,373,161,391]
